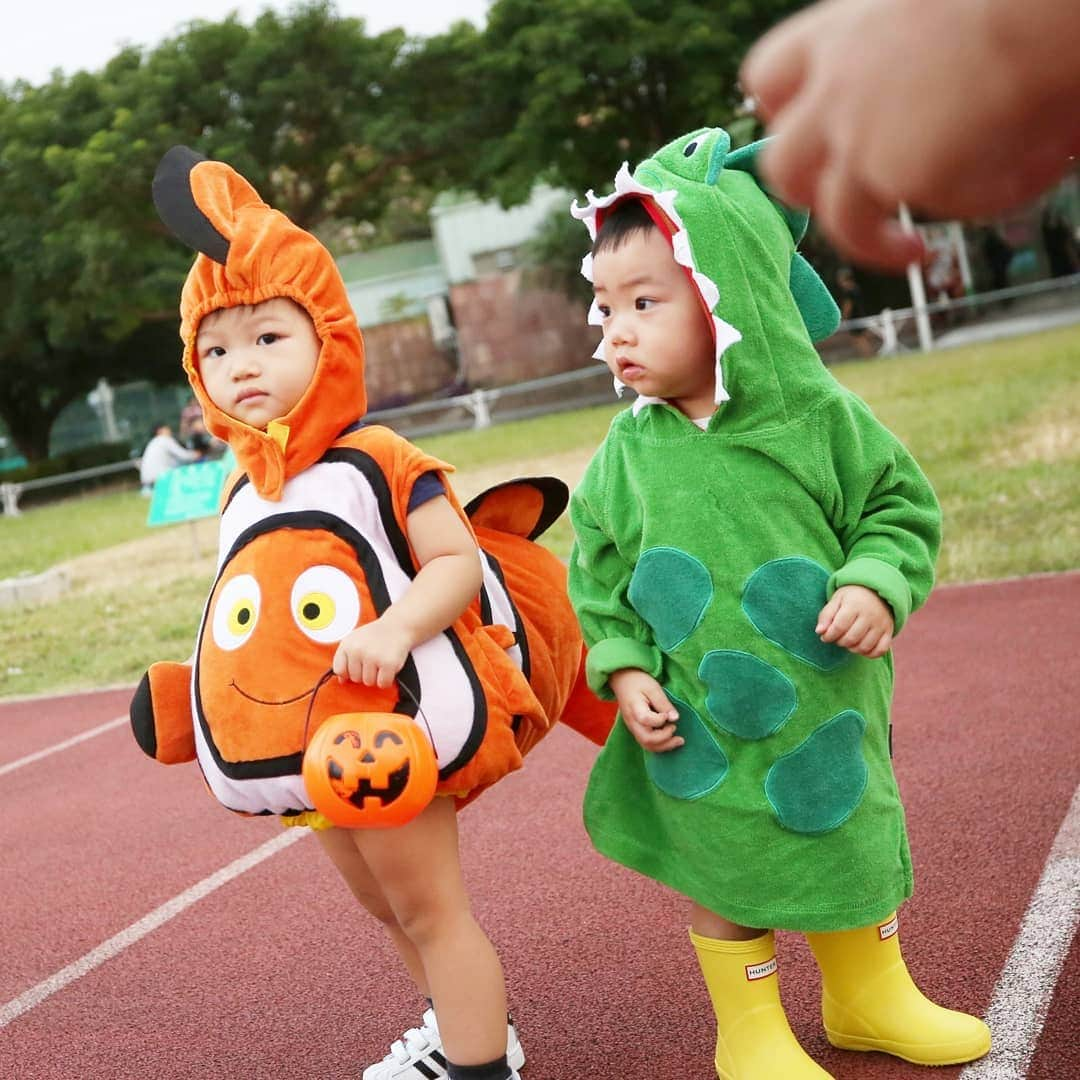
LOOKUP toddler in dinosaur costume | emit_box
[131,146,614,1080]
[567,128,991,1077]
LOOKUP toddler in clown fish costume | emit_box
[130,146,614,1080]
[567,127,991,1078]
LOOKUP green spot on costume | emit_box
[568,128,941,932]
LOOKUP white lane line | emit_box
[0,716,127,778]
[0,829,307,1030]
[960,783,1080,1079]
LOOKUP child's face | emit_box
[195,298,321,429]
[593,226,716,418]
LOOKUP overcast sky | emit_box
[1,0,492,86]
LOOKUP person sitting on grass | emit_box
[138,420,200,495]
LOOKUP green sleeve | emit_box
[818,392,942,635]
[568,459,663,699]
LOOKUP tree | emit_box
[0,2,484,460]
[461,0,808,205]
[0,69,183,462]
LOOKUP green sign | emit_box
[147,453,235,527]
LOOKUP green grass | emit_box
[416,402,622,470]
[1,325,1077,699]
[0,488,153,579]
[836,327,1080,582]
[5,573,214,695]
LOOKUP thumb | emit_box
[644,684,678,720]
[817,592,841,633]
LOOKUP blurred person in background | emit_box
[835,267,877,356]
[139,420,200,495]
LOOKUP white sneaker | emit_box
[362,1007,525,1079]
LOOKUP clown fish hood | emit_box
[153,146,367,499]
[572,127,842,435]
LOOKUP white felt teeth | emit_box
[671,230,694,269]
[695,272,721,313]
[572,162,742,405]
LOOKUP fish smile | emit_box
[230,680,318,706]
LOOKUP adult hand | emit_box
[741,0,1080,270]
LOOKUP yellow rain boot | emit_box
[689,929,833,1079]
[805,913,991,1065]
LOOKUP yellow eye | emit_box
[296,591,335,632]
[211,574,261,651]
[290,566,360,644]
[228,599,257,635]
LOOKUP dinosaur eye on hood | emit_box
[290,565,361,644]
[683,139,700,157]
[213,574,261,650]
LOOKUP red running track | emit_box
[1,572,1078,1079]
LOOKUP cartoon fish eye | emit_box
[290,565,361,644]
[683,140,700,157]
[212,574,261,651]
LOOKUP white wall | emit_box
[431,185,572,285]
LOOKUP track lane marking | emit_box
[0,716,127,778]
[959,783,1080,1079]
[0,829,307,1030]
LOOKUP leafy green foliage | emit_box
[0,0,807,461]
[462,0,807,205]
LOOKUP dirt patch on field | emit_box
[56,449,596,595]
[986,396,1080,468]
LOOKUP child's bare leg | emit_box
[353,796,507,1067]
[316,826,429,996]
[691,902,764,941]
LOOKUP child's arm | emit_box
[570,483,682,753]
[568,481,663,700]
[818,391,942,644]
[332,495,482,686]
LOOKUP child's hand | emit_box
[332,619,413,688]
[816,584,894,658]
[609,668,684,753]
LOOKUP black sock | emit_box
[446,1055,510,1080]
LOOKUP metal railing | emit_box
[837,272,1080,355]
[366,364,617,439]
[4,274,1078,517]
[1,458,139,517]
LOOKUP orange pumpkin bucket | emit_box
[302,712,439,828]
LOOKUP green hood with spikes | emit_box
[573,126,840,435]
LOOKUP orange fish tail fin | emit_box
[464,477,568,540]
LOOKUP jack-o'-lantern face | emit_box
[328,726,411,805]
[303,712,438,828]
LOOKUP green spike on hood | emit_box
[572,127,841,435]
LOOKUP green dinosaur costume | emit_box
[568,128,941,932]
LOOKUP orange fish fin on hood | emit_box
[463,477,568,541]
[152,145,265,265]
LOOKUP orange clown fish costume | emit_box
[130,146,614,819]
